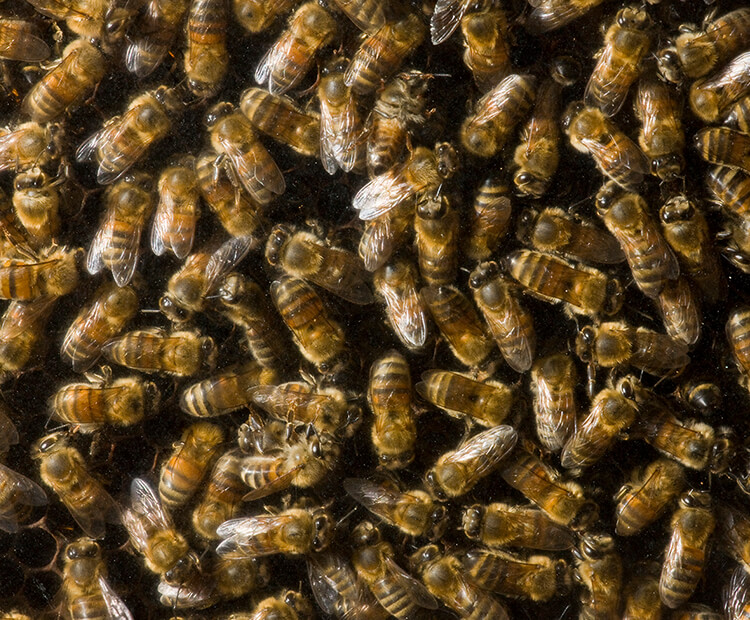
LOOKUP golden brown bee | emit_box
[228,590,314,620]
[102,327,216,377]
[76,87,180,185]
[530,354,577,452]
[460,73,536,158]
[655,276,702,346]
[0,244,80,301]
[507,249,623,318]
[424,424,517,500]
[12,168,61,249]
[726,94,750,133]
[724,565,750,620]
[62,538,132,620]
[414,193,458,287]
[689,51,750,123]
[151,156,200,259]
[0,297,56,374]
[461,502,575,551]
[430,0,479,45]
[367,350,416,469]
[240,88,320,158]
[270,275,345,369]
[461,4,512,92]
[233,0,297,33]
[562,102,648,189]
[525,0,605,34]
[727,307,750,388]
[124,0,188,77]
[86,173,154,286]
[206,102,286,205]
[0,19,50,61]
[635,75,685,182]
[595,181,679,299]
[0,122,58,177]
[466,177,512,261]
[351,521,439,618]
[254,2,338,95]
[421,284,493,367]
[622,564,662,620]
[573,533,622,620]
[373,259,428,351]
[33,432,119,539]
[23,38,106,124]
[192,449,246,540]
[660,490,714,609]
[0,463,47,533]
[25,0,132,44]
[358,204,412,272]
[614,458,686,537]
[694,127,750,175]
[61,281,138,371]
[184,0,228,98]
[216,504,333,558]
[417,370,513,428]
[584,5,652,117]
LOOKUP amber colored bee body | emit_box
[125,0,188,77]
[461,5,512,92]
[0,297,56,373]
[192,449,246,539]
[414,194,458,287]
[0,245,80,301]
[726,94,750,133]
[184,0,228,98]
[0,463,47,533]
[373,259,429,351]
[529,354,576,452]
[466,177,512,261]
[655,276,702,347]
[622,565,663,620]
[151,156,200,259]
[573,534,622,620]
[359,205,412,272]
[727,307,750,387]
[706,166,750,230]
[694,127,750,175]
[0,19,50,62]
[12,168,61,249]
[676,376,723,418]
[230,590,314,620]
[525,0,604,34]
[689,51,750,123]
[233,0,297,32]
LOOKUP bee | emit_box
[689,51,750,123]
[584,5,652,117]
[270,275,345,369]
[159,235,254,323]
[507,249,623,318]
[655,276,702,347]
[368,350,416,469]
[724,564,750,620]
[25,0,133,44]
[351,521,439,618]
[255,2,338,95]
[373,259,429,351]
[461,547,570,602]
[460,73,536,158]
[614,458,686,537]
[229,590,314,620]
[0,297,56,374]
[102,327,216,377]
[124,0,189,77]
[52,371,158,431]
[417,370,513,428]
[266,224,373,305]
[151,156,200,259]
[23,38,106,124]
[461,502,575,551]
[233,0,297,33]
[694,127,750,175]
[424,424,517,500]
[414,193,458,287]
[192,449,246,540]
[216,504,333,558]
[727,307,750,388]
[76,87,180,185]
[240,87,320,157]
[12,168,61,249]
[61,539,133,620]
[461,4,512,92]
[0,19,50,62]
[635,75,685,182]
[562,102,648,189]
[430,0,482,45]
[206,102,286,205]
[660,490,715,609]
[61,281,138,371]
[676,375,723,418]
[0,122,58,177]
[358,203,412,272]
[573,533,623,620]
[345,13,425,96]
[466,177,512,261]
[726,94,750,133]
[525,0,605,34]
[367,71,430,176]
[86,173,154,286]
[184,0,228,98]
[529,354,577,452]
[0,244,80,301]
[33,432,119,539]
[0,463,47,533]
[622,564,662,620]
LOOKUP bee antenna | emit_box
[140,308,161,313]
[336,506,358,528]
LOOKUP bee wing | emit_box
[110,214,146,288]
[25,0,97,19]
[129,477,174,529]
[203,235,255,293]
[526,0,584,33]
[534,376,575,441]
[302,244,373,305]
[474,75,534,125]
[0,408,18,454]
[383,554,439,610]
[637,81,680,149]
[579,131,647,184]
[124,0,175,78]
[99,575,134,620]
[352,169,413,220]
[215,513,292,556]
[308,552,375,619]
[63,485,117,539]
[360,216,397,272]
[2,297,55,340]
[0,463,47,533]
[724,564,750,619]
[217,133,285,202]
[480,299,534,373]
[584,45,630,117]
[343,477,401,522]
[631,330,689,373]
[157,577,215,609]
[706,51,750,90]
[379,277,428,349]
[248,382,311,417]
[0,22,50,62]
[320,97,361,174]
[444,425,518,482]
[255,33,295,95]
[430,0,469,44]
[241,463,302,501]
[86,211,114,276]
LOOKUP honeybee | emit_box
[151,156,200,259]
[358,204,411,272]
[206,102,286,205]
[216,504,333,558]
[240,88,320,158]
[61,539,133,620]
[23,38,107,124]
[660,490,715,609]
[0,244,80,301]
[159,235,255,322]
[694,127,750,175]
[52,371,157,431]
[33,432,120,538]
[0,297,56,374]
[124,0,189,77]
[466,176,512,261]
[184,0,228,98]
[525,0,605,34]
[0,122,58,175]
[0,463,47,533]
[727,307,750,387]
[614,458,686,537]
[61,282,138,371]
[86,173,154,286]
[192,449,246,540]
[461,502,575,551]
[676,375,723,418]
[368,350,416,469]
[726,94,750,133]
[270,275,345,369]
[229,590,314,620]
[0,19,50,62]
[689,51,750,123]
[529,354,576,452]
[345,13,425,96]
[254,2,338,95]
[25,0,132,44]
[622,564,662,620]
[655,276,702,346]
[562,102,648,189]
[373,259,429,351]
[417,370,513,428]
[573,533,622,620]
[12,168,61,249]
[76,87,180,185]
[460,73,536,158]
[414,193,458,287]
[585,6,652,117]
[724,564,750,620]
[424,424,517,500]
[461,4,512,92]
[102,327,216,377]
[233,0,297,32]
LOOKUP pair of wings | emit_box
[215,511,307,557]
[439,425,518,483]
[86,206,147,287]
[475,289,535,373]
[123,477,180,557]
[0,20,50,62]
[376,267,429,350]
[320,93,365,175]
[124,0,186,78]
[151,175,200,260]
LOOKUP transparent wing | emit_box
[330,0,385,34]
[100,575,134,620]
[130,477,173,530]
[0,463,47,533]
[474,75,534,125]
[383,554,439,610]
[444,426,518,480]
[0,21,50,61]
[203,235,255,292]
[380,278,428,349]
[218,134,286,201]
[0,407,18,454]
[431,0,469,45]
[352,169,412,220]
[343,478,401,523]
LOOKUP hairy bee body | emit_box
[373,259,429,351]
[414,194,458,287]
[689,51,750,123]
[0,297,56,373]
[0,463,47,533]
[467,177,512,261]
[184,0,228,98]
[574,534,622,620]
[694,127,750,175]
[461,5,512,92]
[529,354,577,452]
[12,168,61,249]
[192,449,246,539]
[728,307,750,387]
[0,245,79,301]
[233,0,297,33]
